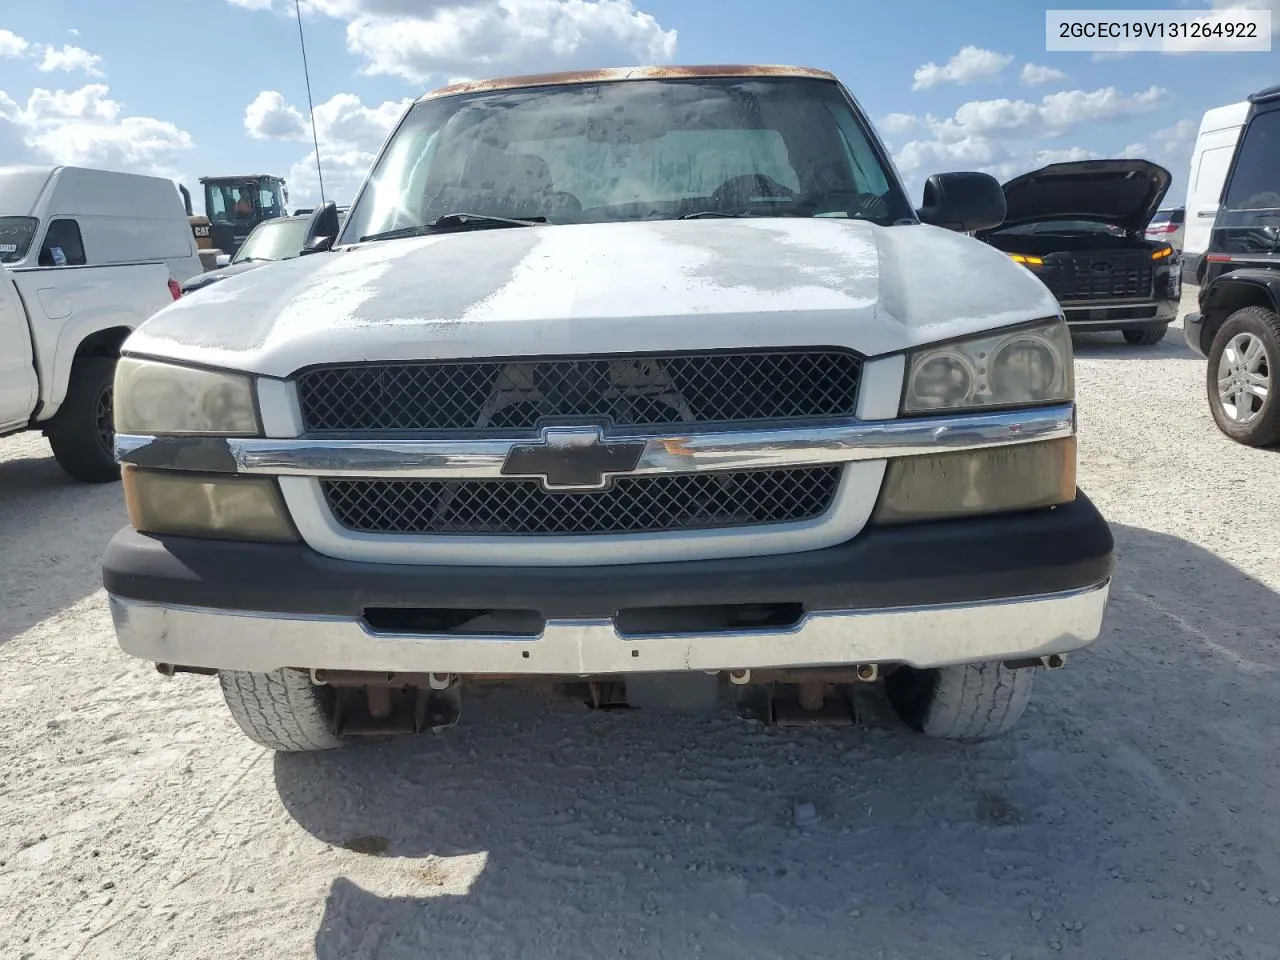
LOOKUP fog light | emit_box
[123,467,298,542]
[872,437,1076,524]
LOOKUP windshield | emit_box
[206,180,288,225]
[0,216,38,264]
[340,77,911,244]
[232,218,311,263]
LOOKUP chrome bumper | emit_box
[1060,299,1179,326]
[108,580,1111,676]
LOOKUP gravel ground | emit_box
[3,287,1280,960]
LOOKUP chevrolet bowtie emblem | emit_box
[500,426,645,491]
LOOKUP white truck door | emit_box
[0,264,38,432]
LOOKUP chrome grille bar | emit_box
[115,403,1075,480]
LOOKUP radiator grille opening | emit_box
[297,350,863,433]
[322,466,842,536]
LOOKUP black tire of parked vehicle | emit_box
[1121,324,1168,346]
[219,669,344,752]
[884,661,1034,741]
[45,357,121,484]
[1206,305,1280,447]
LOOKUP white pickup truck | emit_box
[104,65,1115,753]
[0,260,179,481]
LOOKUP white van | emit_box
[0,165,202,283]
[1182,100,1251,284]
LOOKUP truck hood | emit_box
[180,259,267,294]
[996,159,1172,234]
[126,218,1060,378]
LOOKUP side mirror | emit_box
[300,235,334,255]
[301,200,341,255]
[917,171,1006,233]
[215,254,231,268]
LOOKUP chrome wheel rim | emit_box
[1216,333,1270,424]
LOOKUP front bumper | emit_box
[104,493,1115,676]
[1061,297,1179,332]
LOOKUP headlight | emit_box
[114,357,259,435]
[873,437,1076,524]
[902,319,1073,414]
[122,467,298,542]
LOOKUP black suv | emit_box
[979,159,1182,346]
[1184,84,1280,446]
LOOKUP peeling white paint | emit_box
[125,218,1060,377]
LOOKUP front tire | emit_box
[1206,305,1280,447]
[219,669,343,752]
[46,356,120,483]
[885,661,1034,741]
[1122,324,1168,346]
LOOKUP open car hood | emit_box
[995,159,1172,234]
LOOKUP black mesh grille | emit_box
[296,351,862,433]
[1041,252,1154,301]
[321,467,842,536]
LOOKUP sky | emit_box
[0,0,1276,214]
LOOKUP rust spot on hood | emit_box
[419,65,838,101]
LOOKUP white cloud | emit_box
[37,44,104,77]
[1033,146,1098,165]
[1020,63,1069,86]
[0,29,29,59]
[915,86,1167,144]
[229,0,677,85]
[1154,119,1198,145]
[896,136,1006,177]
[1150,118,1199,183]
[1038,86,1166,133]
[352,1,676,83]
[1209,0,1280,34]
[0,84,193,177]
[244,90,308,140]
[1120,142,1149,158]
[890,84,1170,198]
[241,89,412,205]
[878,112,920,137]
[911,46,1013,91]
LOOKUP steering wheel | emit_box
[541,189,583,218]
[709,173,798,209]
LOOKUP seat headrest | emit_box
[438,140,553,194]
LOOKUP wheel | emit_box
[46,356,120,483]
[219,668,343,752]
[1122,324,1168,346]
[1206,305,1280,447]
[885,661,1034,741]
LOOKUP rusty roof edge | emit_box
[416,64,838,101]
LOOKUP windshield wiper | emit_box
[678,211,754,220]
[431,212,544,228]
[360,213,545,243]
